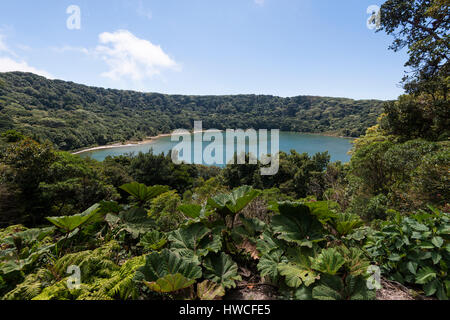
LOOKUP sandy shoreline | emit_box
[72,130,223,155]
[72,133,173,155]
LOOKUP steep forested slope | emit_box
[0,72,385,151]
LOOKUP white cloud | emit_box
[0,33,53,78]
[95,30,178,81]
[254,0,265,6]
[0,34,15,56]
[51,45,89,55]
[0,57,53,78]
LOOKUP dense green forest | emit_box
[0,0,448,301]
[0,71,385,151]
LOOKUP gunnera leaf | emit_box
[203,253,242,289]
[144,273,195,293]
[138,230,167,251]
[310,248,345,275]
[257,249,284,281]
[168,223,211,264]
[197,280,226,300]
[134,249,202,284]
[272,202,325,247]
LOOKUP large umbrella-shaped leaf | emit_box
[138,230,167,251]
[310,248,345,275]
[46,203,106,233]
[256,230,286,256]
[134,249,202,283]
[168,223,210,264]
[117,207,156,239]
[278,263,318,288]
[207,186,261,216]
[277,247,319,288]
[203,253,241,289]
[178,204,203,219]
[304,201,339,223]
[144,273,195,293]
[312,274,376,300]
[120,182,169,204]
[46,212,96,233]
[197,280,226,300]
[272,202,325,247]
[257,249,284,281]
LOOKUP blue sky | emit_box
[0,0,408,100]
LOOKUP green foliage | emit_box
[197,280,226,300]
[310,248,345,276]
[134,249,202,290]
[203,253,241,289]
[312,274,376,300]
[334,212,365,236]
[138,231,167,252]
[366,209,450,300]
[46,204,103,234]
[208,186,261,217]
[106,207,155,239]
[222,151,331,199]
[144,273,195,293]
[277,248,318,288]
[168,223,222,265]
[1,130,25,143]
[148,191,183,232]
[120,182,169,206]
[271,202,325,248]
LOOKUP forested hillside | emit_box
[0,72,384,151]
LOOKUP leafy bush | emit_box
[365,208,450,300]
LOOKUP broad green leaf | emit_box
[277,262,318,288]
[424,279,440,297]
[431,236,444,248]
[117,207,156,238]
[120,182,169,204]
[415,267,437,285]
[144,273,195,293]
[311,248,345,275]
[406,261,418,275]
[135,249,202,284]
[257,249,284,280]
[304,201,339,222]
[207,186,261,216]
[46,208,100,233]
[256,230,286,256]
[203,253,241,289]
[312,274,375,300]
[272,202,324,247]
[178,204,203,219]
[338,246,370,276]
[431,252,442,265]
[312,275,344,300]
[197,280,226,300]
[334,213,364,236]
[138,230,167,251]
[168,223,210,264]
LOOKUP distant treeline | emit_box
[0,72,385,151]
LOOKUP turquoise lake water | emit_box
[78,132,354,164]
